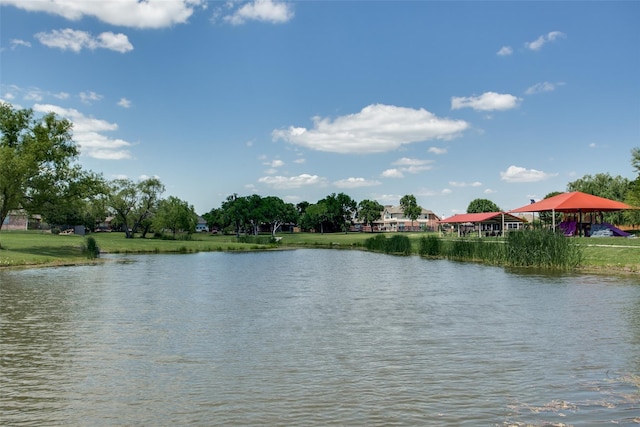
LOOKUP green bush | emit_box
[83,236,100,259]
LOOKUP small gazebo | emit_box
[439,212,527,237]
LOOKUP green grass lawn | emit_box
[1,230,639,273]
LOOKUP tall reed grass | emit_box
[416,230,582,269]
[505,229,582,268]
[365,234,412,255]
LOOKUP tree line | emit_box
[2,102,639,246]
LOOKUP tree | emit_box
[153,196,197,237]
[567,172,631,225]
[0,102,101,246]
[624,147,640,226]
[107,179,138,238]
[301,202,328,233]
[130,177,165,237]
[357,199,384,232]
[261,196,298,236]
[466,198,501,214]
[318,192,357,233]
[203,207,226,233]
[400,194,422,230]
[222,193,250,237]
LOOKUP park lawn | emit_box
[1,230,639,273]
[576,237,640,272]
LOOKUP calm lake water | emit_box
[1,249,639,426]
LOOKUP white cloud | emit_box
[224,0,294,25]
[497,46,513,56]
[381,169,404,179]
[79,91,103,104]
[24,91,43,102]
[449,181,482,187]
[500,165,557,183]
[293,158,306,164]
[33,103,133,160]
[451,92,522,112]
[334,177,382,188]
[2,0,202,29]
[391,157,433,174]
[428,146,447,155]
[258,174,326,189]
[273,104,468,154]
[441,188,452,195]
[264,159,284,168]
[484,188,496,194]
[10,39,31,49]
[35,29,133,53]
[525,31,565,51]
[525,81,564,95]
[54,92,70,100]
[117,98,132,108]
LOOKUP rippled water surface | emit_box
[1,249,639,426]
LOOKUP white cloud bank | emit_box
[451,92,522,112]
[33,104,132,160]
[333,177,381,189]
[258,174,326,189]
[500,165,557,183]
[35,29,133,53]
[272,104,468,154]
[2,0,202,29]
[224,0,294,25]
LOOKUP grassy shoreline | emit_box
[1,230,639,274]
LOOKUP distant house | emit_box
[195,216,209,233]
[1,210,29,231]
[354,205,441,232]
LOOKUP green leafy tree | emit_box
[131,177,165,238]
[624,147,640,226]
[318,192,357,232]
[222,193,250,237]
[107,179,138,238]
[567,173,631,225]
[301,202,328,233]
[153,196,197,237]
[400,194,422,230]
[466,198,501,214]
[245,194,265,236]
[357,199,384,232]
[203,207,226,233]
[0,102,102,246]
[261,196,298,236]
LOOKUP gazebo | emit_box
[439,212,527,237]
[509,191,635,236]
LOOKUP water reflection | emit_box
[1,250,639,426]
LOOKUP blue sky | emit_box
[1,0,638,217]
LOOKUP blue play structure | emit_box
[590,222,632,238]
[558,221,632,237]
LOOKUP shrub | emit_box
[83,236,100,259]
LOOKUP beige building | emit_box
[355,205,440,232]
